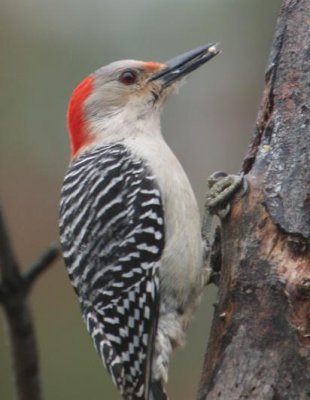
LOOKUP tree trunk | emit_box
[198,0,310,399]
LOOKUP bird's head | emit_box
[67,44,219,157]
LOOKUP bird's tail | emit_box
[149,381,168,400]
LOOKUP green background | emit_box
[0,1,281,399]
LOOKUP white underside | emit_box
[88,110,205,384]
[124,133,205,383]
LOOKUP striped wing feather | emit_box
[59,143,165,399]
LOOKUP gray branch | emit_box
[0,206,60,400]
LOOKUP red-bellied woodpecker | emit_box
[59,44,219,400]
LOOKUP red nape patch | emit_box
[67,75,94,157]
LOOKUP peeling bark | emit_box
[198,0,310,399]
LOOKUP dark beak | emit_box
[149,43,220,88]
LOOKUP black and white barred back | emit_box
[59,143,166,400]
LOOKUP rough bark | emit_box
[0,207,60,400]
[198,0,310,399]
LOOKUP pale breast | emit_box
[124,134,204,306]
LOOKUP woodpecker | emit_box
[59,44,219,400]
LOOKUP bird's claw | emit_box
[205,172,246,219]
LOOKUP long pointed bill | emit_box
[149,43,220,88]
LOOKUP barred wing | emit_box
[59,143,165,399]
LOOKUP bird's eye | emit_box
[119,69,138,85]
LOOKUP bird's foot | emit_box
[205,171,246,219]
[203,172,247,286]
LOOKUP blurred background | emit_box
[0,0,281,399]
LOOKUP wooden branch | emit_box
[23,242,60,288]
[0,207,60,400]
[198,0,310,399]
